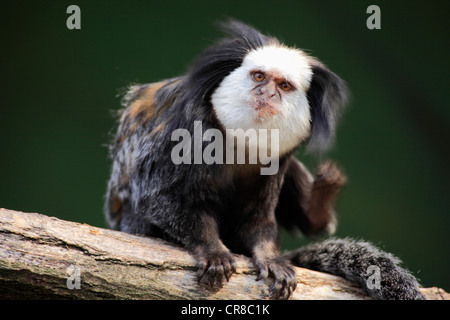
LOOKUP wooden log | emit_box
[0,208,447,300]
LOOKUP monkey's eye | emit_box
[279,82,292,92]
[252,71,266,82]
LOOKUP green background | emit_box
[2,1,449,292]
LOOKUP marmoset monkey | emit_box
[106,20,424,300]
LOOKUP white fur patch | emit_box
[210,45,313,156]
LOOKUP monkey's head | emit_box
[211,45,315,155]
[187,20,348,155]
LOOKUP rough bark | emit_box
[0,208,447,300]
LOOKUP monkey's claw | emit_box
[196,250,237,288]
[254,256,297,300]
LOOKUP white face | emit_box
[210,45,313,156]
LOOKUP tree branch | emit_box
[0,208,447,300]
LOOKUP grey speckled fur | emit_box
[285,237,425,300]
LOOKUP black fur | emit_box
[105,20,424,300]
[184,19,279,114]
[306,63,348,152]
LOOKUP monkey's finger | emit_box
[287,281,297,298]
[223,263,231,282]
[270,278,292,300]
[196,260,209,283]
[269,279,281,299]
[255,264,269,281]
[314,161,347,188]
[230,259,237,273]
[222,257,237,282]
[207,261,226,287]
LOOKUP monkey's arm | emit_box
[184,213,237,287]
[124,177,238,288]
[243,221,297,300]
[233,171,297,299]
[276,156,346,237]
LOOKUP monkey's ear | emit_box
[306,61,348,152]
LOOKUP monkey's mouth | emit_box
[254,99,278,120]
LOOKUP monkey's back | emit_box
[106,79,181,231]
[105,78,231,238]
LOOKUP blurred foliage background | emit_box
[1,0,449,291]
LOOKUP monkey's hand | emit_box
[305,161,347,235]
[253,255,297,300]
[314,161,347,191]
[194,244,237,288]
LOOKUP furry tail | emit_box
[284,238,425,300]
